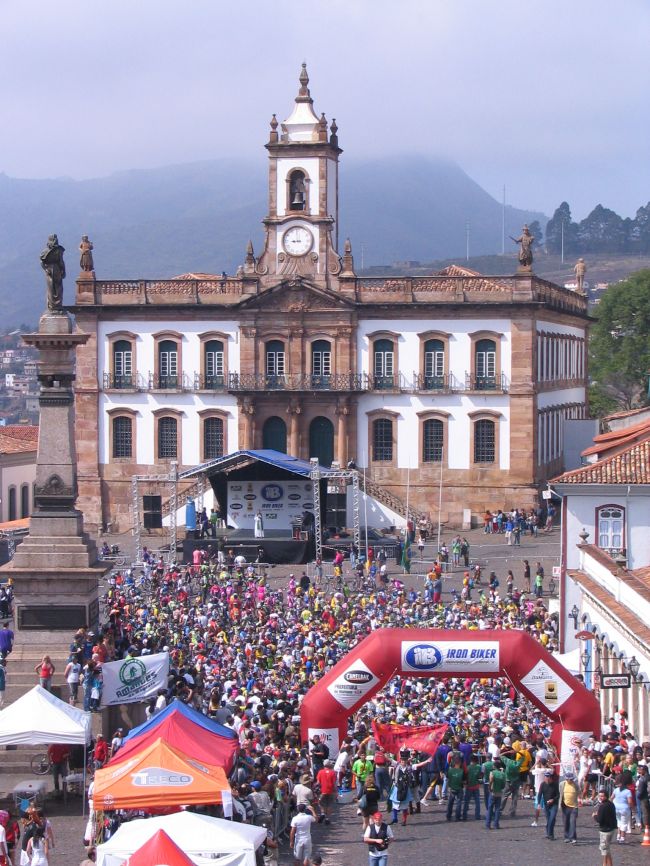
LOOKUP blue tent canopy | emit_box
[179,448,335,480]
[123,698,237,743]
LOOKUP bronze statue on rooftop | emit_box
[40,234,66,311]
[510,224,534,268]
[79,235,94,273]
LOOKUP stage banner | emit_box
[372,721,448,756]
[100,652,170,707]
[227,479,313,531]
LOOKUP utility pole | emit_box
[466,219,470,262]
[502,184,506,255]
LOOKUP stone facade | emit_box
[68,68,590,532]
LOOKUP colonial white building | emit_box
[555,417,650,740]
[69,66,589,534]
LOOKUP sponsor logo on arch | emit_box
[401,640,500,673]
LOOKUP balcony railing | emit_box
[227,373,367,392]
[101,370,510,394]
[102,373,140,390]
[194,374,227,391]
[465,372,509,392]
[412,373,457,392]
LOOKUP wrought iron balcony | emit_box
[227,372,367,392]
[412,373,455,392]
[102,373,139,390]
[465,372,509,392]
[193,374,227,391]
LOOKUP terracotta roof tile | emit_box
[553,435,650,485]
[581,418,650,457]
[0,425,38,455]
[603,406,650,422]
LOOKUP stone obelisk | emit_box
[1,235,108,632]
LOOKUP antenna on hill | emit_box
[466,219,470,262]
[502,184,506,255]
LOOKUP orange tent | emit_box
[127,830,196,866]
[93,737,230,811]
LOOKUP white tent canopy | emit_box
[97,812,266,866]
[555,647,580,676]
[0,685,91,745]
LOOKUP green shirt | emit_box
[466,763,482,787]
[490,769,506,794]
[447,766,465,793]
[482,759,494,780]
[352,758,373,782]
[503,756,524,782]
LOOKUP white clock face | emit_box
[283,226,313,256]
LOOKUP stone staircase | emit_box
[360,475,429,525]
[0,633,73,775]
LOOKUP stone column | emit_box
[336,400,349,466]
[2,310,108,632]
[287,399,302,456]
[238,398,255,450]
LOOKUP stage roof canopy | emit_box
[179,449,336,480]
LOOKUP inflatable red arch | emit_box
[300,629,600,766]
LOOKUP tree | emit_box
[545,202,578,255]
[589,269,650,415]
[577,204,627,253]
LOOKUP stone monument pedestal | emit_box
[0,305,109,632]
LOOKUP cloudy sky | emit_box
[1,0,648,219]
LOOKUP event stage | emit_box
[182,529,313,565]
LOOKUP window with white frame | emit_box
[597,505,624,553]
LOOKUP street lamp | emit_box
[581,649,589,669]
[629,656,641,680]
[569,604,580,629]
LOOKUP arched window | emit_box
[204,340,224,389]
[112,416,133,459]
[7,487,16,522]
[204,417,224,460]
[289,170,306,211]
[20,483,29,519]
[112,339,133,388]
[158,417,178,459]
[423,339,445,390]
[475,339,496,389]
[372,418,393,462]
[265,340,286,388]
[597,505,624,553]
[474,419,495,463]
[311,340,332,387]
[158,339,179,389]
[373,338,395,390]
[262,416,287,453]
[422,418,444,462]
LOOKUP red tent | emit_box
[110,711,238,773]
[127,829,196,866]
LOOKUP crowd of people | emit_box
[29,538,647,866]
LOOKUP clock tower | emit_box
[254,64,343,288]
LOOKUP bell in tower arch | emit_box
[289,170,306,211]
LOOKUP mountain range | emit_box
[0,156,545,326]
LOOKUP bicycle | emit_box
[30,753,51,775]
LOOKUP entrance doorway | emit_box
[309,416,334,467]
[262,416,287,453]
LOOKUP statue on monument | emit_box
[510,224,535,268]
[79,235,94,272]
[40,234,66,311]
[574,257,587,293]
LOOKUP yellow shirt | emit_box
[561,780,578,808]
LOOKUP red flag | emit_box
[372,721,448,756]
